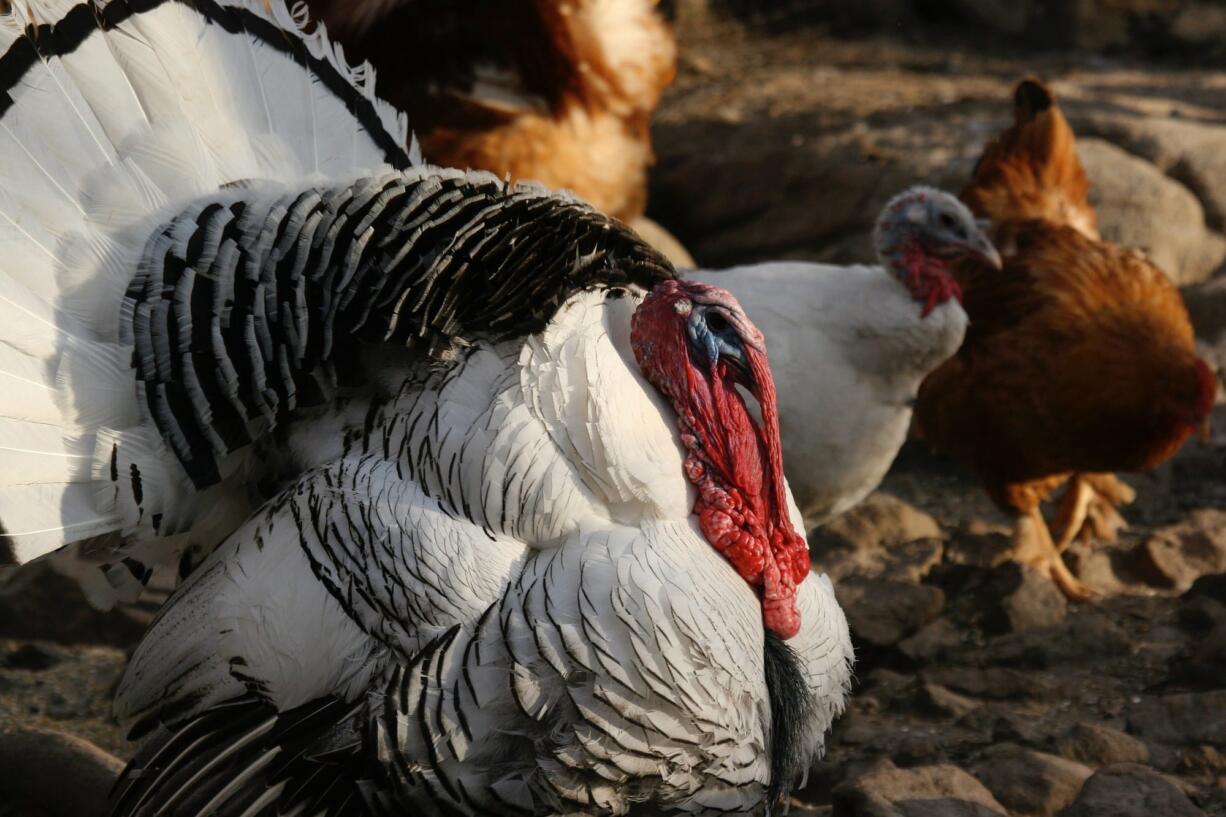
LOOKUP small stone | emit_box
[811,494,945,583]
[983,564,1069,635]
[1059,763,1205,817]
[1177,595,1226,632]
[836,578,946,648]
[899,618,963,664]
[1057,723,1150,767]
[980,611,1131,670]
[1185,573,1226,605]
[1127,691,1226,748]
[973,744,1092,817]
[993,713,1060,748]
[924,666,1054,702]
[816,493,943,552]
[915,683,981,719]
[1166,620,1226,690]
[833,758,1007,817]
[2,644,62,672]
[942,530,1015,569]
[1135,511,1226,592]
[1180,745,1226,776]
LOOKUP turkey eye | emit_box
[706,312,730,333]
[939,212,957,229]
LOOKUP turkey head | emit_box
[631,280,809,639]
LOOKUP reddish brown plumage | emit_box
[304,0,676,221]
[961,79,1098,240]
[915,79,1216,594]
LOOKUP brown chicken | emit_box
[916,79,1217,600]
[302,0,676,224]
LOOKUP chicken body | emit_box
[304,0,676,223]
[915,80,1216,598]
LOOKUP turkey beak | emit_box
[971,237,1003,271]
[720,348,755,391]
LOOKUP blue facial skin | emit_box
[688,307,750,380]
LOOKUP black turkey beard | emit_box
[764,631,816,807]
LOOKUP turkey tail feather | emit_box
[0,0,408,576]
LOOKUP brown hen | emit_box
[916,79,1217,599]
[302,0,676,224]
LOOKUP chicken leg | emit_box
[1051,473,1135,552]
[1014,507,1098,601]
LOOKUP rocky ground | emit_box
[4,5,1226,817]
[649,5,1226,816]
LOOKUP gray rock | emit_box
[1179,744,1226,776]
[1058,723,1151,767]
[0,726,124,817]
[899,618,965,664]
[942,530,1015,569]
[834,759,1007,817]
[973,744,1093,817]
[1185,572,1226,605]
[1183,275,1226,351]
[1058,763,1205,817]
[983,564,1070,635]
[969,608,1130,672]
[1078,139,1226,286]
[1166,619,1226,690]
[1135,510,1226,592]
[924,666,1054,701]
[836,577,946,648]
[1127,691,1226,748]
[914,683,982,719]
[1171,3,1226,49]
[819,494,944,550]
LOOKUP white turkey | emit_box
[691,190,1002,529]
[0,1,851,815]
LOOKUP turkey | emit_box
[0,1,851,815]
[691,188,1002,529]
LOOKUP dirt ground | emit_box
[3,6,1226,817]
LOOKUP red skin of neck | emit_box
[901,242,963,316]
[632,281,810,639]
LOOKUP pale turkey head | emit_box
[631,280,810,639]
[874,186,1003,316]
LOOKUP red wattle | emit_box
[631,279,811,640]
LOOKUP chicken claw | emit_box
[1016,509,1099,601]
[1051,473,1135,552]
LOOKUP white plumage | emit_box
[693,261,968,529]
[0,2,852,815]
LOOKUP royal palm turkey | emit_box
[0,1,852,815]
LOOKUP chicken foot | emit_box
[1014,508,1098,601]
[1051,473,1135,552]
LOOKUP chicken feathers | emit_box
[916,78,1216,599]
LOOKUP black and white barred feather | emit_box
[124,169,670,488]
[0,1,854,815]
